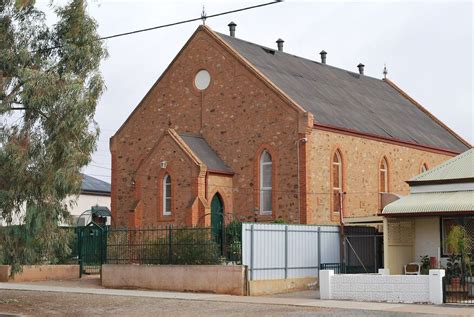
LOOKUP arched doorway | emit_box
[210,193,224,251]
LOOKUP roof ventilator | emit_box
[320,50,327,64]
[357,63,365,75]
[276,38,284,52]
[228,22,236,37]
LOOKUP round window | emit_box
[194,70,211,91]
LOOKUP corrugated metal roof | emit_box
[179,134,233,174]
[410,148,474,182]
[81,174,111,194]
[217,32,468,153]
[382,191,474,215]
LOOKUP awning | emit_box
[91,205,111,217]
[382,191,474,215]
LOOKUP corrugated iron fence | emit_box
[242,223,340,280]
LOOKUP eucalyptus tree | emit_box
[0,0,107,271]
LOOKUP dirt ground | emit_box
[0,289,448,317]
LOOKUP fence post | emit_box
[373,235,377,273]
[77,228,82,278]
[168,225,172,264]
[284,225,288,279]
[250,224,254,281]
[317,227,321,273]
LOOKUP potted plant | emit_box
[420,255,430,275]
[446,254,461,288]
[446,225,472,288]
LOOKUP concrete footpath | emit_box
[1,282,473,316]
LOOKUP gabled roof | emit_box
[179,134,233,174]
[409,148,474,183]
[81,174,111,195]
[216,32,469,154]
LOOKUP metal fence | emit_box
[106,226,222,265]
[242,223,340,280]
[343,226,384,273]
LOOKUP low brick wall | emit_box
[248,277,317,296]
[320,269,445,304]
[0,265,80,282]
[102,264,246,295]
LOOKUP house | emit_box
[110,24,470,230]
[71,174,111,226]
[0,173,111,226]
[382,148,473,275]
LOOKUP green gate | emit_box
[77,222,106,277]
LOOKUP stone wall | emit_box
[111,26,309,227]
[307,130,453,224]
[111,26,457,227]
[0,265,79,282]
[102,264,246,295]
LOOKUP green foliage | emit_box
[419,255,430,275]
[446,225,472,271]
[0,0,107,272]
[0,225,75,272]
[272,219,286,224]
[446,254,462,281]
[106,228,221,266]
[225,220,242,263]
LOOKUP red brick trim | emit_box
[254,144,278,220]
[156,167,176,223]
[377,155,391,213]
[418,161,429,174]
[329,147,345,222]
[298,134,309,224]
[314,123,461,156]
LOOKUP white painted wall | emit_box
[320,269,445,304]
[414,217,440,265]
[70,194,110,217]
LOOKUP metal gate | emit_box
[343,226,383,273]
[443,264,474,304]
[77,222,106,276]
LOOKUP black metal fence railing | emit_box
[443,269,474,304]
[106,226,234,265]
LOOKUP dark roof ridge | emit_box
[215,31,384,82]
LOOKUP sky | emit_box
[37,0,474,183]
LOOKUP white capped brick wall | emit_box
[331,274,430,303]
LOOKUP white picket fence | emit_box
[242,223,340,280]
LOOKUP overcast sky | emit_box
[38,0,473,183]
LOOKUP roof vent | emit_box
[228,21,236,37]
[276,38,284,52]
[320,50,327,64]
[357,63,365,75]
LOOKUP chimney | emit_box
[320,50,327,64]
[276,38,284,52]
[357,63,365,75]
[228,21,236,37]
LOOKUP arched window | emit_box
[332,151,343,213]
[162,174,172,215]
[260,150,272,215]
[379,158,388,194]
[420,163,429,173]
